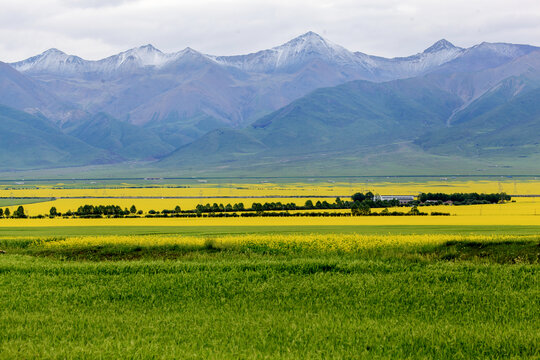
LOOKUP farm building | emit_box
[374,195,415,204]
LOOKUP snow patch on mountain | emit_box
[211,35,465,78]
[424,39,456,53]
[468,42,538,59]
[11,44,188,76]
[8,33,539,82]
[372,40,465,77]
[98,44,176,69]
[12,48,87,74]
[211,31,374,73]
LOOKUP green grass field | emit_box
[0,198,52,207]
[0,227,538,359]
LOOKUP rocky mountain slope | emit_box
[12,32,531,148]
[1,32,539,172]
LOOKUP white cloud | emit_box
[60,0,137,8]
[0,0,539,62]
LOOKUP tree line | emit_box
[10,190,509,219]
[189,193,402,215]
[0,206,26,218]
[417,192,511,205]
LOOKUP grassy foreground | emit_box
[0,232,538,359]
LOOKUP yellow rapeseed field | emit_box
[390,197,540,216]
[1,179,539,198]
[1,180,538,226]
[2,195,538,220]
[31,233,540,252]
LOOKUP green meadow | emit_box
[0,226,538,359]
[0,198,52,207]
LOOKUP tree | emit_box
[352,193,366,202]
[0,208,3,217]
[233,203,245,211]
[49,207,58,217]
[305,200,314,209]
[130,205,137,214]
[352,202,371,216]
[174,205,181,213]
[358,202,371,215]
[4,208,10,217]
[365,191,374,201]
[13,206,26,218]
[409,206,420,216]
[351,203,360,216]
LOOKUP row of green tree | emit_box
[0,206,27,218]
[1,202,447,220]
[49,204,186,218]
[418,192,511,205]
[189,194,401,214]
[32,192,408,219]
[351,203,427,216]
[72,205,140,218]
[144,209,430,218]
[41,191,512,216]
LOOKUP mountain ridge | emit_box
[11,32,508,77]
[1,33,539,173]
[9,32,532,149]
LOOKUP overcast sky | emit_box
[1,0,540,62]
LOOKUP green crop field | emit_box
[0,198,52,207]
[0,228,538,359]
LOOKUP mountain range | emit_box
[1,32,539,174]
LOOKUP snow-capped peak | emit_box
[283,31,326,46]
[9,34,538,80]
[10,44,185,75]
[175,47,203,56]
[424,39,456,53]
[101,44,172,68]
[11,48,86,73]
[469,42,538,59]
[368,39,465,80]
[277,32,344,54]
[212,31,367,73]
[42,48,67,56]
[165,47,212,65]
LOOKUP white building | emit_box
[374,195,415,204]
